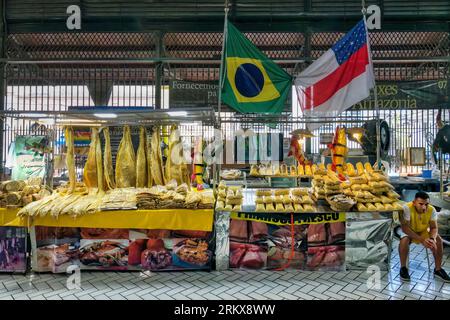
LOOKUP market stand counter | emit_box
[0,208,28,227]
[0,208,214,273]
[214,189,394,272]
[31,209,213,231]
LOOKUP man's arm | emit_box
[429,220,438,240]
[400,221,425,243]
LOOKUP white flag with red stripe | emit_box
[295,18,375,130]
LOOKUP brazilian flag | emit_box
[221,21,292,114]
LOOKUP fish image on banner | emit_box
[221,21,292,114]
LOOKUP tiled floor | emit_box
[0,241,449,300]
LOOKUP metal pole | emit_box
[214,3,229,188]
[373,87,381,168]
[155,31,163,109]
[0,0,5,177]
[362,9,381,169]
[439,148,443,197]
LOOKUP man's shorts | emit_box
[398,228,430,244]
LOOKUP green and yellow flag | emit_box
[221,21,292,114]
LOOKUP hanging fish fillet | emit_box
[65,126,76,193]
[115,125,136,188]
[146,131,153,187]
[83,128,99,189]
[150,126,165,186]
[165,125,184,185]
[103,127,115,190]
[95,128,104,193]
[136,126,148,187]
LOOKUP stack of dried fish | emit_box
[136,185,186,209]
[197,190,215,209]
[99,188,138,210]
[159,191,186,209]
[136,185,166,209]
[185,191,202,209]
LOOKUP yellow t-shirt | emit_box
[402,202,437,243]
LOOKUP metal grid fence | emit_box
[2,29,449,177]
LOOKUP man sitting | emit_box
[398,191,449,282]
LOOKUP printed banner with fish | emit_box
[230,211,346,226]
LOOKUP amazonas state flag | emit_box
[295,19,375,130]
[221,21,292,114]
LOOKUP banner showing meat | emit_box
[267,225,307,270]
[0,227,27,273]
[229,220,269,269]
[32,227,213,272]
[35,227,81,273]
[79,240,129,270]
[172,238,212,269]
[129,228,213,271]
[307,245,345,271]
[230,211,346,226]
[228,219,346,271]
[306,222,346,271]
[229,242,267,269]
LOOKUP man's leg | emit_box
[432,235,450,282]
[399,237,410,268]
[430,235,444,270]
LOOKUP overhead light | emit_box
[38,118,55,125]
[58,118,98,123]
[181,122,200,126]
[21,113,48,118]
[93,113,117,119]
[167,111,187,117]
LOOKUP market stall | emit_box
[0,107,219,273]
[215,162,401,271]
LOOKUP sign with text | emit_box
[350,80,448,110]
[169,80,219,108]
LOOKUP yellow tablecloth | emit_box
[0,209,214,231]
[0,208,28,227]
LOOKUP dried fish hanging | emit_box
[146,130,153,187]
[165,125,191,187]
[115,125,136,188]
[136,126,148,188]
[59,127,105,217]
[64,126,76,193]
[83,128,100,190]
[103,127,115,190]
[150,126,165,186]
